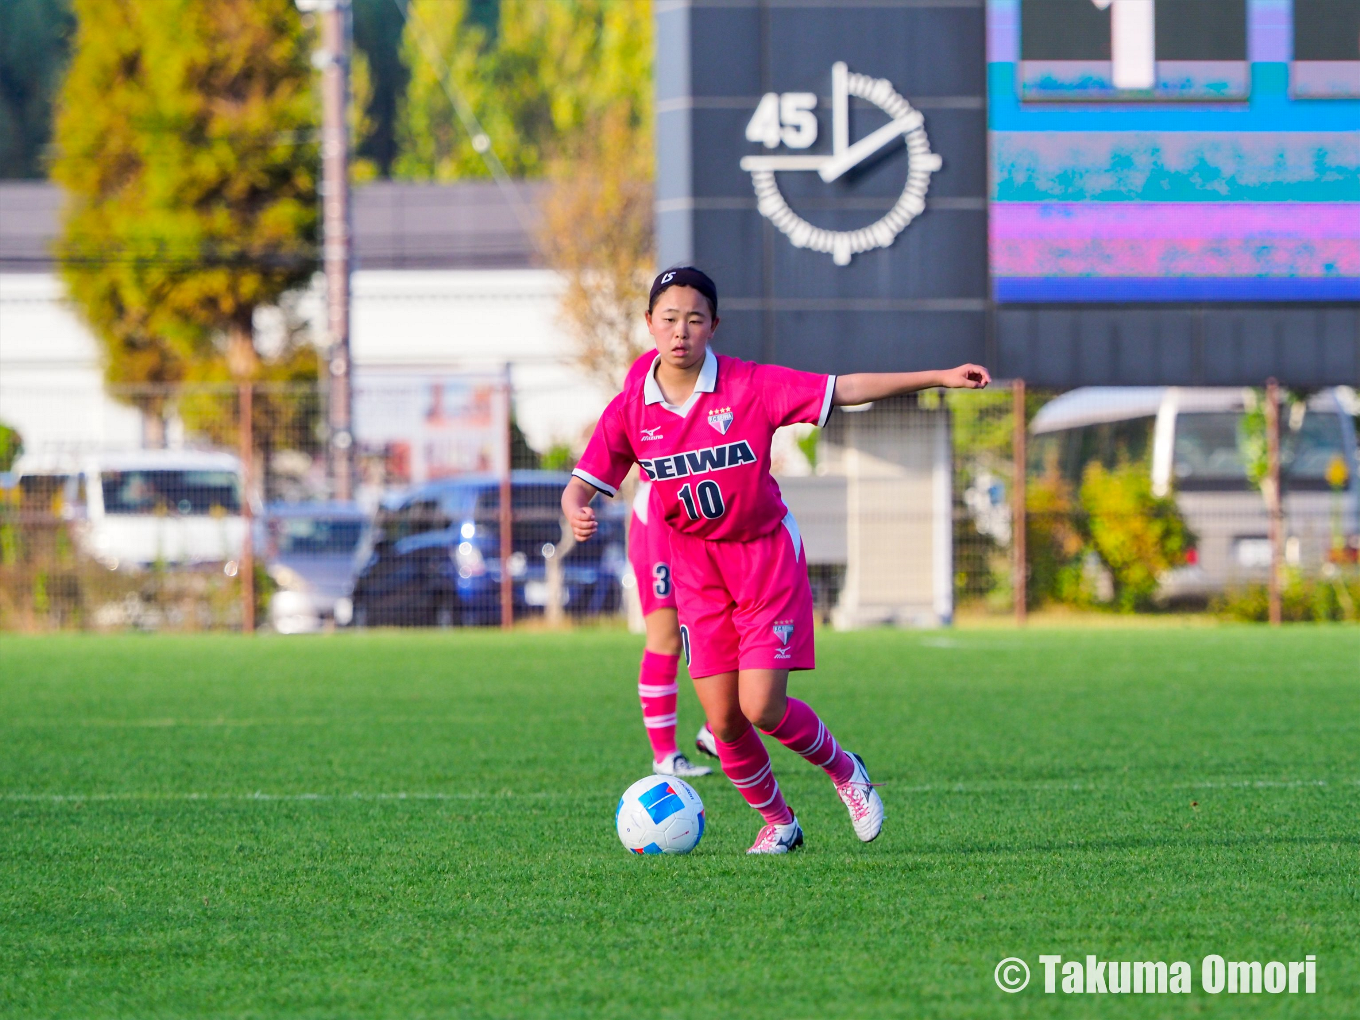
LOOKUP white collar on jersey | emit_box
[642,346,717,418]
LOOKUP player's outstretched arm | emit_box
[562,476,601,542]
[832,364,990,406]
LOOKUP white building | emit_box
[0,180,613,466]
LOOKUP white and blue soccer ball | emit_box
[615,775,705,855]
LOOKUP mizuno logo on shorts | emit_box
[638,440,757,481]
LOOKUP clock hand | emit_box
[818,111,923,183]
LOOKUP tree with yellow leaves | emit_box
[52,0,319,414]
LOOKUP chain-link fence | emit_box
[2,379,1356,631]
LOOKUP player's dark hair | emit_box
[648,266,718,318]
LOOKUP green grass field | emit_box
[2,626,1358,1019]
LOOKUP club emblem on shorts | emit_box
[773,620,794,658]
[708,406,734,435]
[640,426,664,442]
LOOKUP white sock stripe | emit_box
[729,772,772,791]
[790,723,827,758]
[637,683,679,698]
[815,733,841,768]
[817,744,841,768]
[727,762,773,788]
[643,713,677,728]
[750,782,782,810]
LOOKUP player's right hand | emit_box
[569,505,598,542]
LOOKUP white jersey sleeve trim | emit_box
[572,468,618,497]
[818,375,837,428]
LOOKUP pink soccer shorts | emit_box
[629,510,677,617]
[669,512,816,678]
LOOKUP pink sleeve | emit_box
[756,364,838,429]
[572,396,634,497]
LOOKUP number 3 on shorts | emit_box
[652,562,672,598]
[677,480,725,521]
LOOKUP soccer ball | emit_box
[615,775,705,854]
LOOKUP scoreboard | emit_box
[1020,0,1249,98]
[653,2,1357,387]
[990,0,1360,312]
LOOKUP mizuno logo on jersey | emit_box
[638,440,757,481]
[640,426,664,442]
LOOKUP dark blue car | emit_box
[349,471,626,627]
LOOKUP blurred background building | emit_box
[0,0,1356,632]
[0,179,610,475]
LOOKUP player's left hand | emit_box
[568,504,598,543]
[941,364,990,389]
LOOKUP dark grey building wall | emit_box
[655,0,989,375]
[996,307,1360,389]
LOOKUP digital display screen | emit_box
[1294,0,1360,60]
[1019,0,1249,100]
[988,0,1360,302]
[1291,0,1360,96]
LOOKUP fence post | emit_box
[239,382,255,634]
[1012,378,1027,625]
[500,369,513,630]
[1265,378,1282,626]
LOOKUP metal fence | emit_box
[2,380,1356,632]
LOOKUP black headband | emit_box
[648,266,718,317]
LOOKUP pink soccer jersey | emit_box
[628,481,676,616]
[573,349,835,542]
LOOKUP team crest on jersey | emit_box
[773,620,794,658]
[708,406,734,435]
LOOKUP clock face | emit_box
[739,62,942,266]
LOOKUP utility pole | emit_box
[299,0,353,500]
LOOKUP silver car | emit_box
[263,502,368,633]
[1030,387,1359,598]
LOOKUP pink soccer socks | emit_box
[638,650,680,761]
[715,721,795,825]
[760,697,856,785]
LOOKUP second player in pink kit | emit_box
[565,267,991,854]
[623,349,718,779]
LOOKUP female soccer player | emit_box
[620,350,718,779]
[564,267,989,854]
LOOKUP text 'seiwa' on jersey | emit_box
[573,348,835,541]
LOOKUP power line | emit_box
[390,0,542,255]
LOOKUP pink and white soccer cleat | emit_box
[694,723,719,760]
[834,752,884,842]
[746,815,804,854]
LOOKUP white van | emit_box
[14,449,247,569]
[1030,388,1359,598]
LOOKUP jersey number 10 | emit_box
[677,480,726,521]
